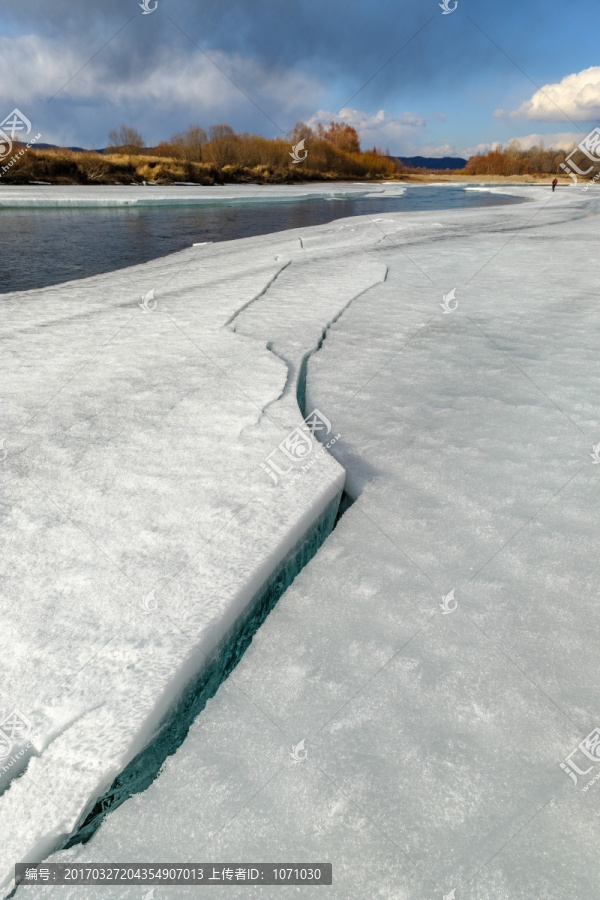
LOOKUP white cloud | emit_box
[463,132,580,157]
[462,141,501,157]
[414,143,456,157]
[308,107,426,129]
[497,67,600,122]
[306,106,426,150]
[506,132,580,151]
[309,109,470,157]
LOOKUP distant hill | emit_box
[392,156,467,170]
[30,143,93,152]
[34,144,171,154]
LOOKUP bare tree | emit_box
[206,124,237,167]
[170,125,207,162]
[287,121,315,146]
[107,124,145,154]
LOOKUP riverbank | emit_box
[0,145,576,187]
[0,146,397,186]
[401,172,574,184]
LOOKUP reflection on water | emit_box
[0,187,523,294]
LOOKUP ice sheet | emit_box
[0,189,393,891]
[13,185,600,899]
[0,183,391,208]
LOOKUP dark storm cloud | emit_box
[2,0,556,104]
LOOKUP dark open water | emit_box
[0,186,524,294]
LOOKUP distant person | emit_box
[552,178,558,192]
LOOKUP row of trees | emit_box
[464,140,570,176]
[105,121,394,177]
[107,125,582,178]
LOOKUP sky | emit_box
[0,0,598,157]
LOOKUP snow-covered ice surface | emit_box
[0,185,390,892]
[0,183,403,208]
[5,184,600,899]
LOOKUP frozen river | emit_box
[1,182,598,900]
[0,183,524,293]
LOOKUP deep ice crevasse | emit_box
[0,209,390,892]
[54,249,380,850]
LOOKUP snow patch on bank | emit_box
[0,184,388,209]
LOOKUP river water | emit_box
[0,185,524,294]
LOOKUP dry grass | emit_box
[1,140,399,186]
